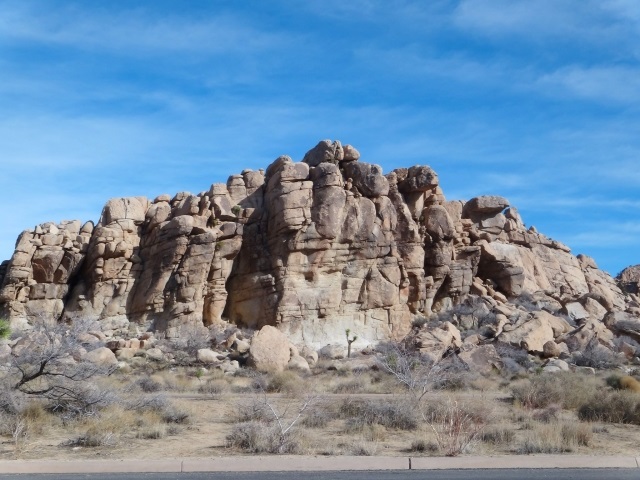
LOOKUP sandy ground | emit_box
[2,369,640,461]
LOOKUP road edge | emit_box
[0,455,638,474]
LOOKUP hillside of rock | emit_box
[1,140,638,367]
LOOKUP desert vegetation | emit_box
[1,317,640,460]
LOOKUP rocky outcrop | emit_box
[618,265,640,295]
[0,139,635,359]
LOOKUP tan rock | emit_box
[83,347,118,367]
[497,311,570,353]
[458,345,502,374]
[287,354,310,372]
[248,325,291,372]
[197,348,223,364]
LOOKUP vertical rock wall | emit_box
[0,140,629,347]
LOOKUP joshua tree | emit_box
[345,329,357,358]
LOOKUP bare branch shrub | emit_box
[376,343,443,400]
[227,377,318,454]
[422,398,488,456]
[166,323,211,364]
[3,317,115,400]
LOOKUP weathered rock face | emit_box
[618,265,640,294]
[0,140,633,353]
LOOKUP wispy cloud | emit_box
[539,65,640,104]
[0,2,285,56]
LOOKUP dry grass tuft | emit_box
[516,423,592,454]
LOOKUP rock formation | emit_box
[0,140,637,363]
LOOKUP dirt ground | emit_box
[2,365,640,461]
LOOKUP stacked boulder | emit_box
[0,140,636,368]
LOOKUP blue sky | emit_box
[1,0,639,275]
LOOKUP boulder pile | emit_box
[0,140,638,370]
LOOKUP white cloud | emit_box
[538,65,640,103]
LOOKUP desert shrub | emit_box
[532,404,561,423]
[432,356,475,391]
[166,324,211,363]
[339,398,418,431]
[561,423,592,446]
[496,342,535,370]
[516,423,591,454]
[578,391,640,424]
[198,379,228,396]
[301,408,335,428]
[136,377,163,393]
[0,318,10,339]
[572,341,622,370]
[266,371,305,395]
[47,384,121,419]
[422,399,487,456]
[480,426,515,445]
[606,374,623,389]
[511,372,600,410]
[234,397,271,423]
[332,376,367,393]
[511,292,543,312]
[64,430,117,448]
[0,384,25,415]
[376,343,442,399]
[159,406,190,424]
[411,315,429,329]
[349,441,378,456]
[613,335,640,355]
[409,439,439,452]
[136,423,167,439]
[620,376,640,393]
[123,392,189,424]
[225,421,303,454]
[4,318,115,402]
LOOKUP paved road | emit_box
[2,470,639,480]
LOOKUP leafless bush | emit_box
[226,421,304,454]
[3,317,115,402]
[422,399,488,456]
[376,343,443,400]
[228,390,317,454]
[166,324,211,364]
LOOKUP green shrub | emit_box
[0,318,10,340]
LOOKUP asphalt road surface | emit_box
[1,470,639,480]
